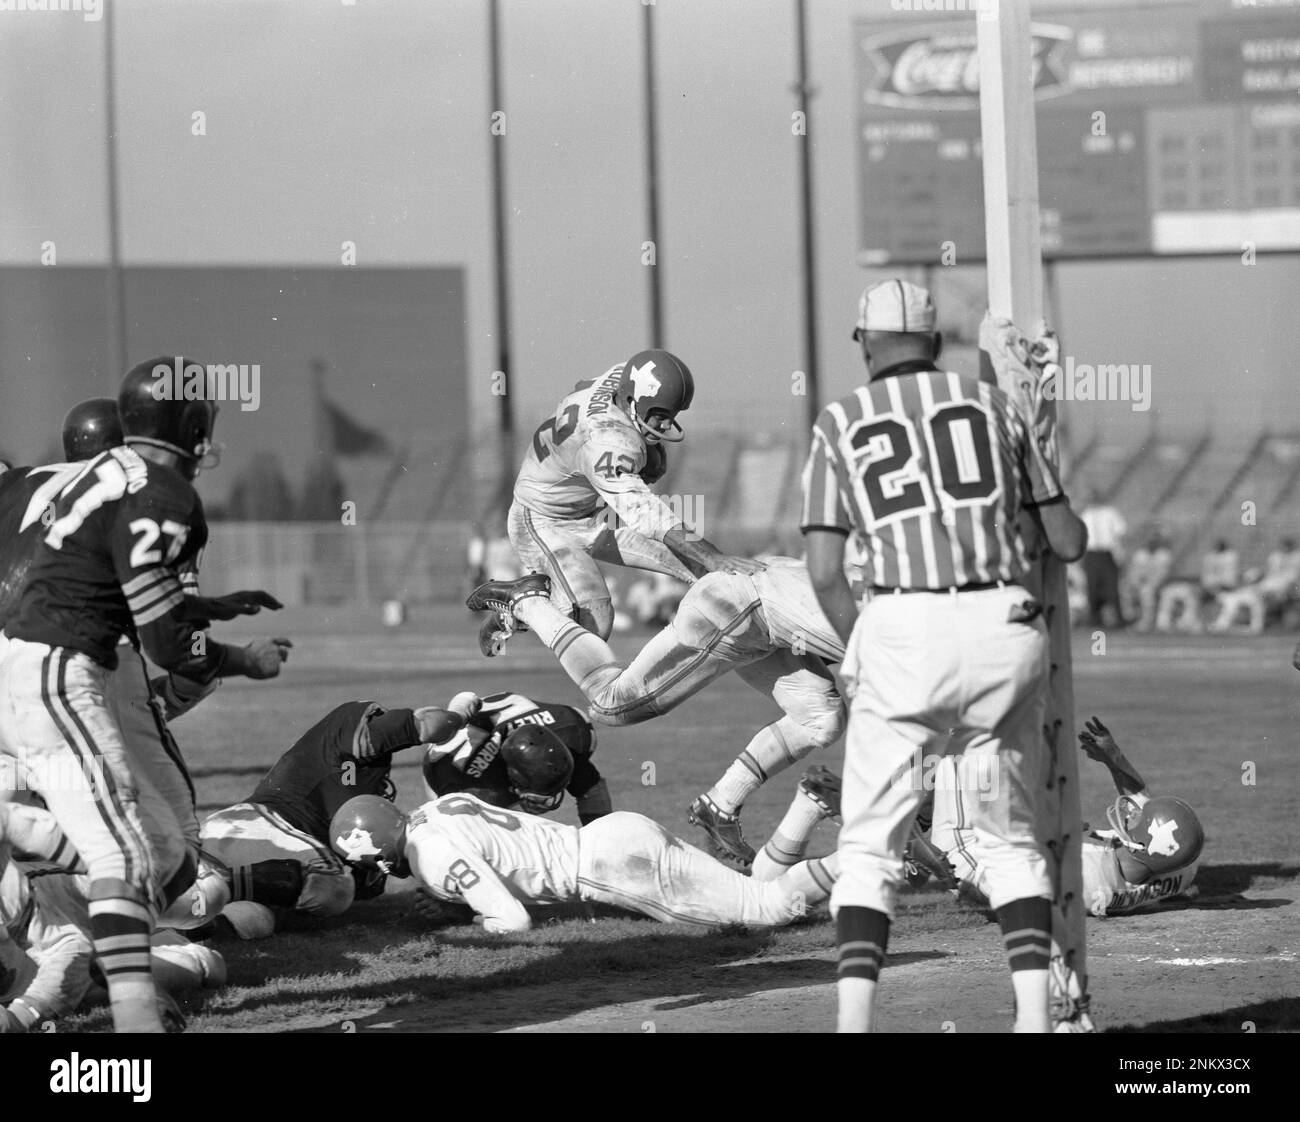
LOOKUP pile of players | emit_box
[1,293,1207,1035]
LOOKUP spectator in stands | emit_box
[1210,537,1300,634]
[1156,539,1239,634]
[1123,533,1172,632]
[1080,488,1127,627]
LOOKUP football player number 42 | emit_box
[849,403,996,527]
[532,404,580,463]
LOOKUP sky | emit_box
[1,0,1298,472]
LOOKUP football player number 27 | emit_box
[532,405,580,463]
[128,518,190,568]
[851,403,995,525]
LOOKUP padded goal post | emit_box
[976,0,1091,1029]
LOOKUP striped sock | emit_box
[837,906,889,982]
[88,891,163,1033]
[997,896,1052,1033]
[710,719,805,812]
[751,788,826,880]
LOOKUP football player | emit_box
[161,692,496,939]
[0,398,285,899]
[496,349,763,653]
[0,815,225,1033]
[469,556,846,869]
[0,360,289,1032]
[329,771,838,934]
[421,691,612,824]
[787,719,1204,918]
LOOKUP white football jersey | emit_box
[405,793,582,933]
[752,558,846,663]
[512,367,680,541]
[1081,831,1199,917]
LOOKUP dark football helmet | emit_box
[329,795,408,877]
[616,349,694,443]
[501,725,574,805]
[118,356,219,478]
[1107,795,1204,883]
[62,398,124,461]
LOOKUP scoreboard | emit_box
[856,0,1300,263]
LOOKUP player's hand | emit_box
[178,589,283,622]
[446,691,482,722]
[243,637,292,679]
[713,554,767,576]
[1077,716,1118,759]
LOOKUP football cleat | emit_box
[465,572,552,621]
[902,823,959,891]
[798,765,842,823]
[688,794,755,871]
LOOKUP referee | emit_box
[801,281,1088,1033]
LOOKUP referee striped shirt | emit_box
[800,361,1062,590]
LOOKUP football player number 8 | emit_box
[436,795,522,831]
[851,403,996,525]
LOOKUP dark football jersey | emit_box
[0,462,84,632]
[6,448,207,669]
[422,692,600,802]
[250,700,423,843]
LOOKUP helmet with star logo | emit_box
[616,349,694,443]
[329,795,409,878]
[1106,795,1204,883]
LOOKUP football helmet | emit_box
[329,795,408,878]
[1106,795,1204,883]
[501,725,573,800]
[616,349,694,443]
[118,356,220,478]
[62,398,123,461]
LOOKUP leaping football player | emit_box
[469,556,846,870]
[493,349,763,654]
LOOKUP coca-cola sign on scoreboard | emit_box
[860,24,1072,110]
[855,0,1300,264]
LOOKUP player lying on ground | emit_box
[1,807,224,1032]
[495,348,762,652]
[330,769,839,932]
[469,556,847,870]
[422,691,612,824]
[160,693,484,938]
[920,717,1204,917]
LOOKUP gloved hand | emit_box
[176,590,283,623]
[445,692,482,722]
[242,638,293,679]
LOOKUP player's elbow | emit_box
[1038,502,1088,562]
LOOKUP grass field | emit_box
[60,604,1300,1033]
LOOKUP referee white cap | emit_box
[853,279,937,339]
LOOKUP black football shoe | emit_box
[466,573,552,657]
[688,794,755,872]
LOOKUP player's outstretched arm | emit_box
[1078,716,1147,797]
[1025,497,1088,562]
[663,525,765,578]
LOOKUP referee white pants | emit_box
[832,585,1052,919]
[508,500,693,639]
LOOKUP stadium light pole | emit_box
[489,0,514,440]
[794,0,820,429]
[977,0,1089,1029]
[643,0,665,348]
[103,0,128,387]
